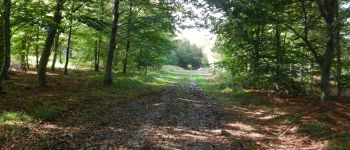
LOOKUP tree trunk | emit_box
[37,0,64,89]
[122,0,132,74]
[94,40,98,71]
[316,0,337,101]
[123,40,130,74]
[103,0,120,85]
[20,38,26,72]
[25,39,30,70]
[51,32,60,71]
[275,22,284,89]
[335,2,341,97]
[138,48,142,70]
[35,26,40,69]
[1,0,11,80]
[95,33,102,71]
[0,10,5,91]
[64,1,74,75]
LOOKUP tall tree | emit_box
[35,26,40,68]
[64,0,76,75]
[122,0,132,74]
[1,0,11,80]
[0,1,5,91]
[315,0,338,100]
[103,0,120,85]
[37,0,65,88]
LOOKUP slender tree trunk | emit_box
[51,32,60,71]
[122,1,132,74]
[20,38,26,72]
[251,27,262,74]
[138,48,142,70]
[37,0,64,89]
[103,0,120,85]
[94,40,98,71]
[94,33,102,71]
[35,26,40,68]
[59,48,62,63]
[123,40,130,74]
[64,25,72,75]
[64,2,74,75]
[97,34,101,70]
[25,39,30,70]
[1,0,11,80]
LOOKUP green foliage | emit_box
[201,0,350,97]
[167,39,207,70]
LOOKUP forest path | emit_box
[45,69,244,149]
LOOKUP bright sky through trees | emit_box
[175,2,219,65]
[177,28,217,65]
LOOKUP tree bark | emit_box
[316,0,338,101]
[37,0,64,89]
[20,38,26,72]
[1,0,11,80]
[25,38,30,70]
[138,48,142,70]
[51,32,60,71]
[123,40,130,74]
[64,1,74,75]
[103,0,120,85]
[0,9,5,91]
[94,40,98,71]
[275,22,284,89]
[122,0,132,74]
[95,33,102,71]
[35,26,40,68]
[335,2,341,97]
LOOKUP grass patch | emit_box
[0,112,33,124]
[0,112,33,132]
[299,120,329,135]
[325,132,350,150]
[26,99,70,122]
[194,74,274,107]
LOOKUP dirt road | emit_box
[44,80,243,150]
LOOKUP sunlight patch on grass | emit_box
[0,112,33,124]
[0,112,33,132]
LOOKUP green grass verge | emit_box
[193,72,274,107]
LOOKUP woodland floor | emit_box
[0,66,350,150]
